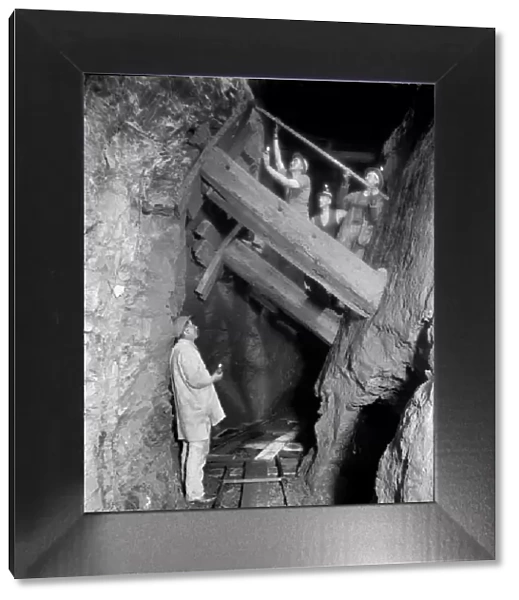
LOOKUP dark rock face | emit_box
[376,376,434,503]
[304,113,435,504]
[84,75,252,511]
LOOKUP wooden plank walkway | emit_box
[254,432,296,461]
[240,461,269,508]
[203,419,303,509]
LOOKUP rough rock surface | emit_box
[376,376,434,503]
[304,108,435,504]
[84,75,252,512]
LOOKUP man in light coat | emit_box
[170,315,225,503]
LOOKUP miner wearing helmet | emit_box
[336,167,385,260]
[262,125,312,220]
[312,183,348,239]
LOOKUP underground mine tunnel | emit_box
[84,75,435,512]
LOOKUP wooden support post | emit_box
[195,222,242,301]
[227,123,253,160]
[176,102,251,216]
[201,147,387,317]
[193,219,222,247]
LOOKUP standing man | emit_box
[336,168,385,260]
[262,125,312,220]
[305,183,348,306]
[170,315,225,504]
[312,183,347,238]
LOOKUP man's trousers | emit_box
[180,439,210,501]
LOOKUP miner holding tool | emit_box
[262,124,312,220]
[336,168,385,260]
[170,315,225,504]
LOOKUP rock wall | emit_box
[84,75,252,511]
[376,376,434,503]
[304,106,435,504]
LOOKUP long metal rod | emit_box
[255,105,388,201]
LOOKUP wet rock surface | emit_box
[84,75,252,512]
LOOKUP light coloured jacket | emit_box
[170,339,225,441]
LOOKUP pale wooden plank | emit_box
[223,239,340,345]
[255,432,296,462]
[193,219,222,247]
[195,222,242,301]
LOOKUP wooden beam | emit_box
[193,219,222,247]
[240,461,269,508]
[254,432,296,461]
[223,239,340,345]
[201,147,387,317]
[191,239,215,268]
[249,290,279,315]
[228,123,253,160]
[217,103,253,154]
[176,102,250,216]
[195,223,242,301]
[224,477,285,484]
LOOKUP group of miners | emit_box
[261,124,385,259]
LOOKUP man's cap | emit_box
[365,167,384,189]
[171,315,191,338]
[292,152,309,174]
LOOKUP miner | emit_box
[262,125,312,219]
[336,168,385,259]
[312,183,347,238]
[169,315,225,504]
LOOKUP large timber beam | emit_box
[223,240,340,345]
[201,147,386,317]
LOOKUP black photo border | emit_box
[9,9,495,578]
